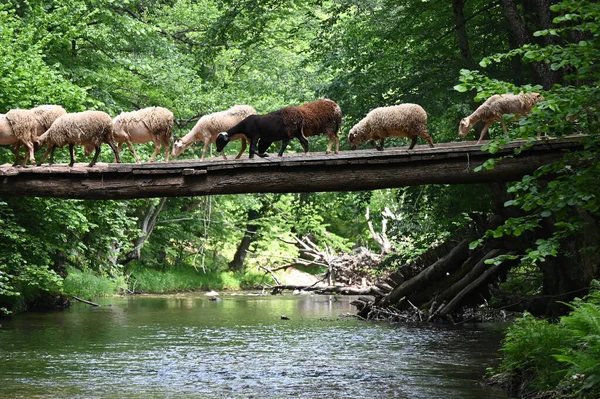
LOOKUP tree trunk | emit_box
[228,208,260,271]
[119,197,167,265]
[500,0,559,89]
[452,0,472,62]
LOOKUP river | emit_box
[0,294,511,399]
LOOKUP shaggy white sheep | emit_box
[31,104,67,137]
[172,105,256,160]
[348,104,434,151]
[458,92,543,143]
[0,109,38,166]
[83,106,174,163]
[37,110,121,167]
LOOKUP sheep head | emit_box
[215,132,230,152]
[348,129,360,150]
[37,131,49,147]
[172,139,186,158]
[84,144,95,157]
[458,117,472,138]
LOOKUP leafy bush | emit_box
[491,282,600,398]
[62,267,126,299]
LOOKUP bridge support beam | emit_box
[0,138,584,200]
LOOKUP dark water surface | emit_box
[0,294,511,399]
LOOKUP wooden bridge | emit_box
[0,137,584,200]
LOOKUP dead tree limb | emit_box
[72,296,100,307]
[377,239,471,308]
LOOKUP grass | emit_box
[62,267,127,299]
[127,265,272,293]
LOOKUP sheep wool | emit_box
[5,109,38,142]
[172,104,256,159]
[295,99,342,154]
[31,104,67,135]
[348,104,433,150]
[39,111,114,148]
[459,92,543,143]
[37,110,120,167]
[115,107,174,138]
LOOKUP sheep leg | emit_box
[477,121,494,144]
[200,141,209,161]
[148,141,161,162]
[69,144,76,167]
[12,142,21,166]
[326,134,339,154]
[278,137,290,157]
[235,137,248,159]
[48,146,57,165]
[24,141,35,166]
[421,131,434,148]
[162,137,171,162]
[124,140,140,163]
[408,137,418,150]
[88,145,101,167]
[376,138,385,151]
[107,141,121,164]
[257,139,272,156]
[249,137,259,159]
[297,134,309,154]
[37,145,53,166]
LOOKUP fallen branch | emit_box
[72,296,100,307]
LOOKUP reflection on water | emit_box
[0,294,511,399]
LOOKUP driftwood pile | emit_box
[265,211,520,324]
[265,236,386,295]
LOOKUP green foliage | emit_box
[492,282,600,398]
[127,264,271,293]
[494,312,572,395]
[62,267,126,299]
[457,0,600,273]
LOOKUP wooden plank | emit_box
[0,137,586,199]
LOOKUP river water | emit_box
[0,294,511,399]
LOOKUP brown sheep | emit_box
[348,104,434,150]
[296,99,342,154]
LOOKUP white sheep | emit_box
[0,109,38,166]
[30,104,67,137]
[458,92,543,143]
[84,106,174,163]
[172,105,256,160]
[37,110,121,167]
[348,104,434,151]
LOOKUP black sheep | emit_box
[216,108,308,159]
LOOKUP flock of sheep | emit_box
[0,92,542,167]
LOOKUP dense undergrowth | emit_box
[61,266,274,298]
[489,281,600,399]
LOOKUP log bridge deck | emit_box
[0,137,584,200]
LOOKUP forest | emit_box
[0,0,599,395]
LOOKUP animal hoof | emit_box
[281,315,290,320]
